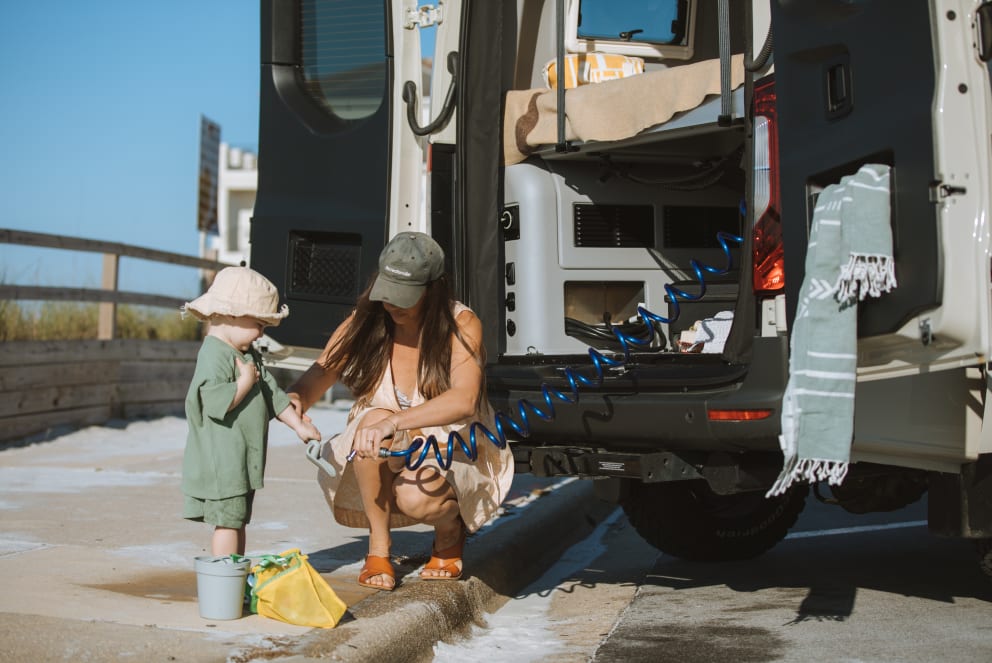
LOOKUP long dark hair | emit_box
[320,273,486,406]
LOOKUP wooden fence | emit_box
[0,227,230,339]
[0,228,232,444]
[0,339,201,443]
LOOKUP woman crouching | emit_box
[287,232,513,590]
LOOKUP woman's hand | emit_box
[286,392,312,424]
[351,417,399,460]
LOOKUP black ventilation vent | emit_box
[662,206,741,249]
[574,204,654,248]
[288,231,362,303]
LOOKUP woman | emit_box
[287,232,513,590]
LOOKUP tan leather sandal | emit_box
[420,528,465,581]
[358,554,395,591]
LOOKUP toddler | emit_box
[180,266,321,555]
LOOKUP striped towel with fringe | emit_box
[767,164,896,497]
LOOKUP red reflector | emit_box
[753,210,785,292]
[707,409,774,421]
[752,76,783,295]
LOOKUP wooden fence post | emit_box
[98,253,119,340]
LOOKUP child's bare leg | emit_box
[212,526,245,556]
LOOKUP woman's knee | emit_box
[393,471,455,521]
[393,482,431,519]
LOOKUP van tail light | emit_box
[708,408,774,421]
[752,77,784,294]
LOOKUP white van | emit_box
[250,0,992,573]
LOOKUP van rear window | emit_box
[299,0,386,120]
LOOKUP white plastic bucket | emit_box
[194,555,250,620]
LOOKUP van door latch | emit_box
[929,182,967,201]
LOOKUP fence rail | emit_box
[0,228,235,445]
[0,285,186,309]
[0,227,231,339]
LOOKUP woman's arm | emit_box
[285,314,352,413]
[352,310,484,459]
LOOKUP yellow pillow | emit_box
[543,53,645,90]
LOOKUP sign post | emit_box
[197,116,221,292]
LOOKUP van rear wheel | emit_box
[620,479,808,562]
[977,539,992,581]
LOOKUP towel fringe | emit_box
[765,457,849,498]
[835,253,897,302]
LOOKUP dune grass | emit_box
[0,300,200,341]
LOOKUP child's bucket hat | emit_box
[182,266,289,326]
[369,232,445,309]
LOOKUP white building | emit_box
[208,142,257,267]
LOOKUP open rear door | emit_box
[251,0,425,354]
[770,0,992,376]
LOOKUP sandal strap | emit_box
[423,528,466,573]
[431,527,466,559]
[423,559,461,574]
[359,554,394,582]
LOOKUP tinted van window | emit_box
[300,0,386,120]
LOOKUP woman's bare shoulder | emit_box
[452,306,483,353]
[453,306,481,329]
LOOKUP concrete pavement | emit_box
[0,402,612,662]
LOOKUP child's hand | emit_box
[296,421,322,443]
[235,356,259,386]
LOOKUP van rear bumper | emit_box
[486,336,788,454]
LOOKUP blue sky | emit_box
[0,1,437,302]
[0,1,261,299]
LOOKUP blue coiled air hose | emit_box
[375,230,744,470]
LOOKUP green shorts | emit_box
[183,491,255,529]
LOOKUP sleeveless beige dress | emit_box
[315,303,514,533]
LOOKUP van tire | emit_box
[977,539,992,580]
[620,479,808,561]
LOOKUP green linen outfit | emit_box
[182,335,291,528]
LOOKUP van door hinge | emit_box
[929,181,967,201]
[406,2,443,29]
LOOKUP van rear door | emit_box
[251,0,425,352]
[770,0,992,376]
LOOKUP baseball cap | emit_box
[369,232,445,308]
